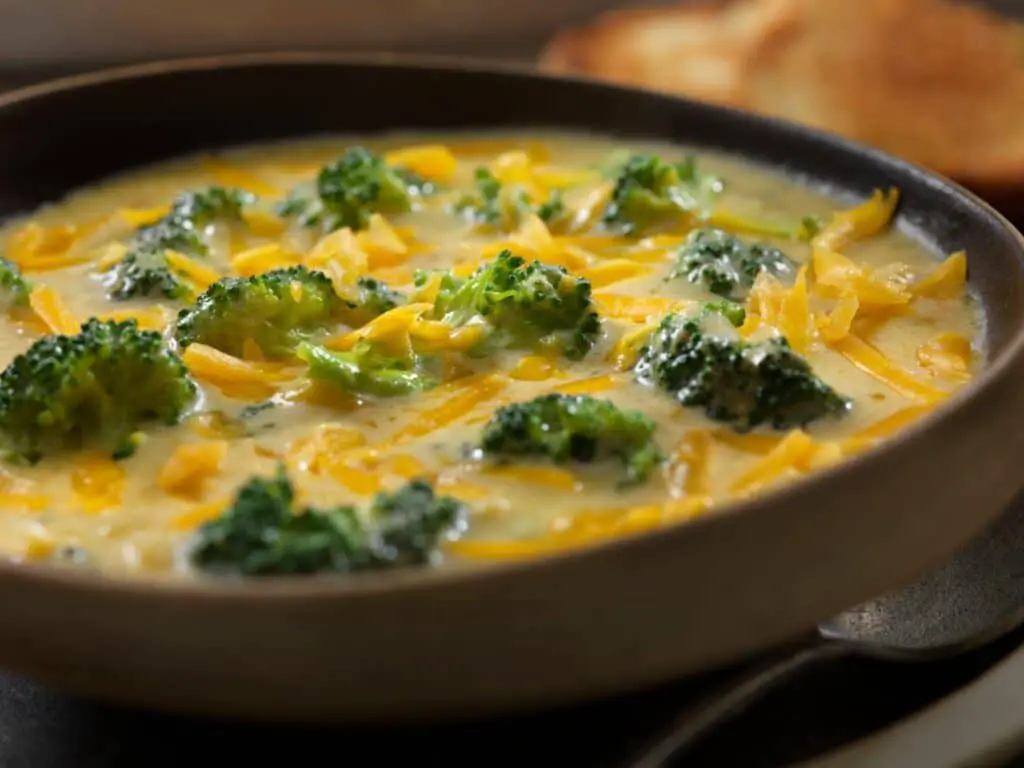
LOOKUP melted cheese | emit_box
[0,131,981,578]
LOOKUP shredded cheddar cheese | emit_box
[28,285,80,335]
[0,134,981,579]
[71,451,125,514]
[830,334,949,402]
[158,441,229,499]
[384,145,458,182]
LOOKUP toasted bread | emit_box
[540,0,1024,190]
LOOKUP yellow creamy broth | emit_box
[0,131,980,578]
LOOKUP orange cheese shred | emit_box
[383,374,506,449]
[813,188,900,253]
[778,264,812,352]
[384,145,457,182]
[846,403,938,449]
[551,374,620,396]
[818,292,860,343]
[730,429,814,494]
[916,332,973,381]
[509,354,560,381]
[579,260,652,289]
[830,334,949,402]
[157,440,229,500]
[231,243,302,276]
[96,306,173,332]
[593,293,688,322]
[165,250,221,291]
[481,465,581,491]
[912,251,967,300]
[71,451,126,514]
[170,497,230,531]
[182,344,297,400]
[446,496,711,560]
[28,285,80,335]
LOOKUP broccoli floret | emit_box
[535,190,566,224]
[342,276,406,327]
[453,167,504,225]
[701,299,746,327]
[0,318,196,463]
[799,216,823,240]
[277,147,430,233]
[453,167,565,230]
[0,256,31,311]
[101,186,253,301]
[434,250,601,359]
[479,393,664,485]
[188,467,466,576]
[101,249,190,301]
[174,265,348,357]
[602,154,722,236]
[671,228,794,299]
[635,310,850,431]
[296,341,436,397]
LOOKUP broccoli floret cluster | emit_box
[479,393,664,485]
[174,265,350,358]
[453,167,565,230]
[434,250,601,359]
[635,310,850,431]
[0,318,196,463]
[0,257,31,311]
[602,154,722,236]
[277,147,430,233]
[188,467,466,576]
[296,341,437,397]
[101,186,253,301]
[671,228,794,299]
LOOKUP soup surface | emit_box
[0,132,978,579]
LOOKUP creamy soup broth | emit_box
[0,132,979,578]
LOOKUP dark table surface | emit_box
[0,626,1021,768]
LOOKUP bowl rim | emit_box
[1,49,1022,600]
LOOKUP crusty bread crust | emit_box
[539,0,1024,189]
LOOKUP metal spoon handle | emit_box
[629,637,853,768]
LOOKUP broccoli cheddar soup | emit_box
[0,132,979,579]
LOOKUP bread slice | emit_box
[540,0,1024,191]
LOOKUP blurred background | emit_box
[0,0,1019,73]
[2,0,1023,225]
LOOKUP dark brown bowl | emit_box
[0,53,1023,723]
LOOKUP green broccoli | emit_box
[799,216,823,240]
[296,341,436,397]
[340,276,407,327]
[277,147,430,233]
[433,250,601,360]
[0,318,196,463]
[479,393,664,485]
[635,310,850,431]
[453,167,565,229]
[602,154,722,236]
[670,228,794,299]
[535,191,566,224]
[701,299,747,328]
[174,265,350,358]
[188,467,467,576]
[101,186,253,301]
[0,256,31,311]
